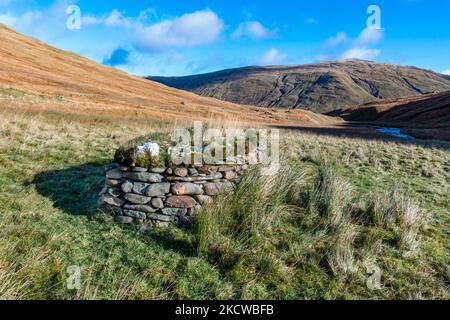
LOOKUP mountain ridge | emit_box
[149,60,450,113]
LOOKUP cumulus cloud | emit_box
[320,27,384,61]
[232,21,276,40]
[340,48,381,60]
[441,69,450,75]
[135,9,223,50]
[324,31,348,47]
[259,48,287,65]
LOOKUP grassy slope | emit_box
[0,107,448,299]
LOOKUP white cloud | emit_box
[320,28,383,61]
[0,13,17,26]
[356,28,384,45]
[259,48,287,65]
[325,32,348,47]
[135,9,223,50]
[232,21,276,40]
[340,47,381,60]
[441,69,450,75]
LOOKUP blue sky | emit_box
[1,0,449,76]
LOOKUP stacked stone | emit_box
[98,163,247,227]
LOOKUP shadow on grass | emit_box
[32,163,105,216]
[32,163,195,256]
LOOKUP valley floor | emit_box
[0,105,449,299]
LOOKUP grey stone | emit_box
[151,167,166,173]
[99,203,123,216]
[105,187,122,198]
[124,204,157,213]
[121,180,133,193]
[188,168,199,176]
[132,182,150,195]
[101,194,125,207]
[166,168,173,175]
[166,173,222,182]
[145,183,171,197]
[132,167,148,172]
[203,183,219,196]
[105,179,121,187]
[106,169,123,180]
[198,165,219,175]
[123,210,147,220]
[120,166,130,172]
[223,171,237,180]
[124,193,151,205]
[218,165,235,172]
[124,172,163,183]
[115,216,134,224]
[174,167,188,177]
[194,195,213,205]
[151,198,164,209]
[160,208,188,216]
[147,214,173,223]
[171,182,204,196]
[166,196,197,208]
[188,204,202,216]
[217,181,235,193]
[153,221,170,228]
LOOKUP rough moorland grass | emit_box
[0,109,448,299]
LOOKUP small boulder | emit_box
[166,196,197,208]
[106,169,123,180]
[171,182,204,196]
[124,172,163,183]
[174,167,188,177]
[121,180,133,193]
[115,216,134,224]
[145,183,171,197]
[151,198,164,209]
[124,193,151,205]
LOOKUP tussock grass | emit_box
[0,109,448,299]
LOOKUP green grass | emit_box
[0,112,448,299]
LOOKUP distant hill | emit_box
[149,60,450,113]
[328,90,450,127]
[0,23,335,126]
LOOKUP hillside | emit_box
[0,24,334,126]
[328,90,450,125]
[149,60,450,113]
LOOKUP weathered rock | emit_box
[198,165,219,175]
[124,204,157,213]
[166,168,173,175]
[147,214,173,223]
[151,167,166,173]
[174,167,188,177]
[151,198,164,209]
[188,204,202,216]
[166,173,222,182]
[105,187,122,198]
[105,179,121,187]
[132,182,150,195]
[101,194,125,207]
[145,183,171,197]
[131,167,148,172]
[115,216,134,224]
[124,193,151,205]
[218,165,234,172]
[166,196,197,208]
[120,166,130,172]
[104,162,119,172]
[160,208,188,216]
[188,168,199,176]
[217,181,235,193]
[106,169,123,180]
[124,172,163,183]
[223,171,237,180]
[121,180,133,193]
[203,183,220,196]
[153,221,170,228]
[99,203,123,216]
[123,210,147,220]
[171,183,204,196]
[194,195,213,205]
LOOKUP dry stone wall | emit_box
[98,163,247,227]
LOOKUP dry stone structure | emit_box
[98,162,247,227]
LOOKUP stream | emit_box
[376,127,416,140]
